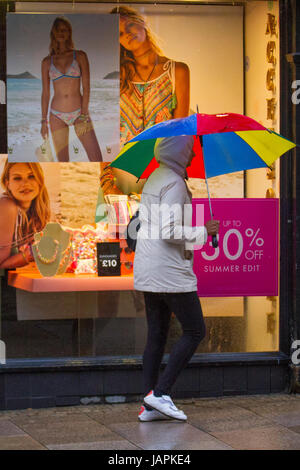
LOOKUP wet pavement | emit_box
[0,393,300,450]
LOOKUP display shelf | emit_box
[7,265,134,293]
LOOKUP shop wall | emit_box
[244,0,280,352]
[245,0,280,197]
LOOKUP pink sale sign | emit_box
[192,198,279,297]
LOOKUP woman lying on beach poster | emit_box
[41,17,102,162]
[99,6,190,196]
[0,161,51,269]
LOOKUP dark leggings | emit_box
[143,291,206,397]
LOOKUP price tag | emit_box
[97,242,120,276]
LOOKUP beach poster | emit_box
[6,13,120,163]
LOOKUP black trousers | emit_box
[143,291,206,397]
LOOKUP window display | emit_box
[32,222,72,277]
[0,2,282,362]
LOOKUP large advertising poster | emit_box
[1,5,246,298]
[0,155,61,270]
[1,5,245,277]
[5,5,244,195]
[96,4,244,199]
[6,13,119,163]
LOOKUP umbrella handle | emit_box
[212,234,218,248]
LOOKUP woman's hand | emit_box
[75,114,92,136]
[100,165,123,195]
[41,122,49,140]
[21,244,34,264]
[205,220,220,236]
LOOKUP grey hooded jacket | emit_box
[133,135,208,293]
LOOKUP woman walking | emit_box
[134,135,220,421]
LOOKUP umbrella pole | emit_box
[198,133,219,248]
[204,175,214,220]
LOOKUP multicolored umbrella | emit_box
[110,113,296,180]
[109,113,296,246]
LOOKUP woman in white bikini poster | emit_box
[41,17,103,162]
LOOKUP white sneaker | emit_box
[144,390,187,421]
[138,404,169,422]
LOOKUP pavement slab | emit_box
[188,408,273,433]
[0,435,46,450]
[11,414,123,446]
[46,440,141,450]
[0,420,26,437]
[0,393,300,450]
[108,421,233,450]
[82,404,140,425]
[263,410,300,427]
[212,424,300,450]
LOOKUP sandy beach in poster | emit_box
[57,163,243,228]
[0,156,243,230]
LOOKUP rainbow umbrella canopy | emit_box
[110,113,296,180]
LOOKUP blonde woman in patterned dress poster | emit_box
[100,6,190,197]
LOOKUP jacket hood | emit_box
[154,135,195,178]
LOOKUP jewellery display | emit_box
[30,221,135,277]
[34,238,59,264]
[65,222,109,275]
[32,223,72,277]
[59,244,72,266]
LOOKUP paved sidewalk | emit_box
[0,393,300,450]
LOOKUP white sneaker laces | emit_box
[162,395,179,411]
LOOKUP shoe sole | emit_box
[138,416,170,422]
[144,399,187,421]
[138,403,172,422]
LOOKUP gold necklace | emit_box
[59,244,72,266]
[33,240,71,265]
[34,239,59,264]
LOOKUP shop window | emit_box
[0,1,280,360]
